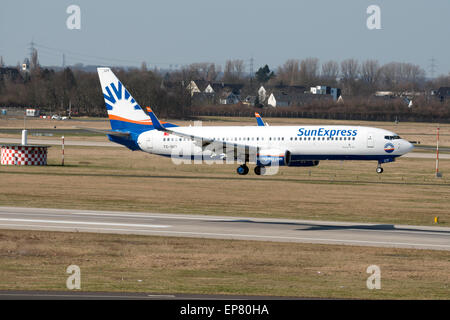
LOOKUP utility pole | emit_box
[436,126,442,178]
[249,56,254,90]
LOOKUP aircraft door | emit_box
[367,132,375,148]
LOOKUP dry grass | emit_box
[0,230,448,299]
[0,143,449,226]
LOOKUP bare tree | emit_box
[0,56,4,67]
[360,59,380,92]
[140,61,148,72]
[321,60,339,85]
[31,49,39,71]
[277,59,300,85]
[340,59,360,95]
[379,62,425,90]
[223,59,245,83]
[299,57,319,86]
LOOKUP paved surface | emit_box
[0,207,449,251]
[0,290,303,300]
[0,137,118,147]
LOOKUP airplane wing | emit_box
[146,107,257,158]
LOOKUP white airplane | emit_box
[97,67,414,175]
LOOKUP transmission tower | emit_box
[429,57,437,79]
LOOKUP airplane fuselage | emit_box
[136,125,413,164]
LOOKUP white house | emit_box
[186,80,201,96]
[258,86,267,103]
[267,93,289,107]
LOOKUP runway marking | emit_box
[0,293,167,299]
[72,212,229,221]
[0,223,448,250]
[0,218,170,229]
[0,211,447,237]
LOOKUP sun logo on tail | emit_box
[103,82,140,111]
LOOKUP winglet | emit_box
[255,112,265,127]
[146,107,165,130]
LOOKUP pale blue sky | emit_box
[1,0,449,76]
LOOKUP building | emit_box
[26,108,40,117]
[219,91,240,105]
[433,87,450,102]
[310,85,341,101]
[0,67,22,82]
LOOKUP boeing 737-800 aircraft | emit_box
[97,68,414,175]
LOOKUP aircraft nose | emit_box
[404,140,414,153]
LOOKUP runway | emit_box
[0,207,449,251]
[0,290,301,300]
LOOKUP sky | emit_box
[1,0,449,76]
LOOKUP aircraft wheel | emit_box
[237,165,249,175]
[376,166,384,174]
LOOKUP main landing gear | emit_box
[237,164,249,175]
[254,166,266,176]
[237,164,266,176]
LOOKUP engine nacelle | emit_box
[284,150,320,167]
[256,149,286,167]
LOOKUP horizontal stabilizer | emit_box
[76,127,131,138]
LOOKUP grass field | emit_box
[0,143,449,227]
[0,230,448,299]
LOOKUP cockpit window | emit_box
[385,135,401,140]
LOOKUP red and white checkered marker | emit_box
[1,145,48,166]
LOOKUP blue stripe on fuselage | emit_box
[107,120,178,150]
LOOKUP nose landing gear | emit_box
[376,164,384,174]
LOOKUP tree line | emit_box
[0,52,449,120]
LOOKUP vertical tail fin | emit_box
[97,67,152,132]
